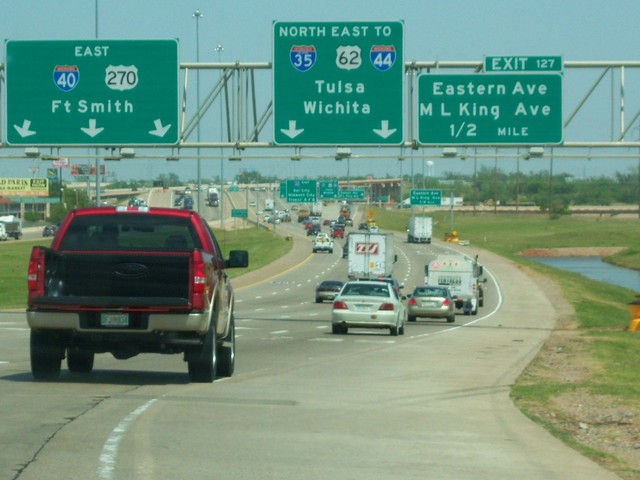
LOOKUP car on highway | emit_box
[307,225,321,236]
[315,280,344,303]
[182,196,194,210]
[42,225,57,237]
[331,225,345,238]
[331,280,405,336]
[407,285,456,323]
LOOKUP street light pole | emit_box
[215,44,224,229]
[193,9,203,213]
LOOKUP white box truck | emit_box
[424,253,485,315]
[264,198,275,211]
[310,201,323,217]
[0,215,22,239]
[347,233,396,279]
[407,216,432,243]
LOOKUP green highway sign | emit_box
[231,209,248,218]
[410,189,442,206]
[5,40,179,146]
[339,188,365,200]
[484,56,563,72]
[229,185,239,192]
[418,73,563,145]
[319,180,339,199]
[273,21,404,145]
[286,179,317,203]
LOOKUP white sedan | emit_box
[331,281,406,336]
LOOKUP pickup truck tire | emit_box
[217,315,235,377]
[30,331,64,380]
[188,320,217,383]
[67,347,95,373]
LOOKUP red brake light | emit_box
[379,303,395,311]
[28,247,46,298]
[443,298,451,306]
[409,297,417,306]
[333,301,348,310]
[192,250,206,293]
[191,250,206,310]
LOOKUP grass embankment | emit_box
[373,207,640,477]
[0,227,291,310]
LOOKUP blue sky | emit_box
[1,0,640,182]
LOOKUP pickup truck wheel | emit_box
[67,347,95,373]
[217,315,235,378]
[30,330,63,380]
[188,322,217,383]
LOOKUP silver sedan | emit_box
[407,286,455,323]
[331,281,405,336]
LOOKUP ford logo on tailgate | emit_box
[113,263,149,279]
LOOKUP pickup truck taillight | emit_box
[191,250,206,310]
[28,247,46,297]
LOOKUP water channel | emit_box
[530,256,640,292]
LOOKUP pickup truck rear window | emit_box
[59,214,201,252]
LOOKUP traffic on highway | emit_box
[0,187,621,480]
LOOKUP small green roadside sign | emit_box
[339,188,365,200]
[231,209,248,218]
[273,21,404,145]
[418,73,562,145]
[5,39,179,146]
[410,189,442,206]
[286,179,317,203]
[319,180,339,199]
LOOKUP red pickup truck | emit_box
[26,206,248,382]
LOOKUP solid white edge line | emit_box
[98,398,158,479]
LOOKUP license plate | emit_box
[100,312,129,327]
[421,301,438,307]
[353,303,371,311]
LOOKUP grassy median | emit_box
[0,226,291,310]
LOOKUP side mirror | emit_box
[226,250,249,268]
